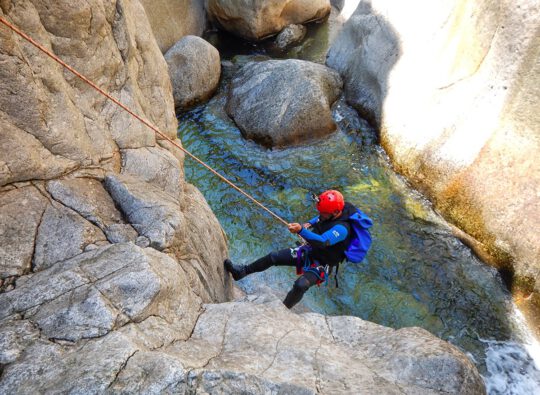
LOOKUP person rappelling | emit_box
[225,190,373,309]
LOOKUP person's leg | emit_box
[225,248,295,280]
[283,271,319,309]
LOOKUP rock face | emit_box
[327,0,540,324]
[0,0,227,389]
[140,0,206,53]
[0,294,486,394]
[227,59,342,147]
[206,0,332,41]
[165,35,221,110]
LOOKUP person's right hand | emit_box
[288,223,302,234]
[302,223,312,229]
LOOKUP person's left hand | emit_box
[288,223,302,234]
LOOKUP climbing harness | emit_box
[0,15,290,229]
[292,245,329,286]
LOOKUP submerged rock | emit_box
[226,59,342,147]
[275,24,307,49]
[165,35,221,110]
[206,0,331,41]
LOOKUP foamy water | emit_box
[482,308,540,394]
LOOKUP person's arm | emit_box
[307,216,319,225]
[298,224,348,247]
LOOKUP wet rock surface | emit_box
[275,24,307,49]
[227,59,342,147]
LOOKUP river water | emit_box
[177,21,540,395]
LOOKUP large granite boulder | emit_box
[227,59,342,147]
[206,0,332,41]
[0,294,485,393]
[165,35,221,110]
[140,0,206,53]
[327,0,540,329]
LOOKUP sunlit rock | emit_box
[206,0,331,41]
[327,0,540,323]
[140,0,206,53]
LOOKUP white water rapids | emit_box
[482,307,540,394]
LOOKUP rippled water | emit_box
[178,21,540,393]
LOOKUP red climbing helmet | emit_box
[316,190,345,214]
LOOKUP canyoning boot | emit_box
[224,259,247,281]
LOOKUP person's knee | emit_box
[293,276,311,294]
[268,251,280,265]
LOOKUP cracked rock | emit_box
[33,202,107,272]
[1,243,202,344]
[0,186,48,278]
[104,174,184,250]
[121,146,183,200]
[46,178,138,244]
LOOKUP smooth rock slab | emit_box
[226,59,342,147]
[164,297,485,394]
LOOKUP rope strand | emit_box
[0,15,290,226]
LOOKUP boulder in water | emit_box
[165,35,221,110]
[226,59,342,147]
[275,24,307,49]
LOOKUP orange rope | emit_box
[0,15,291,227]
